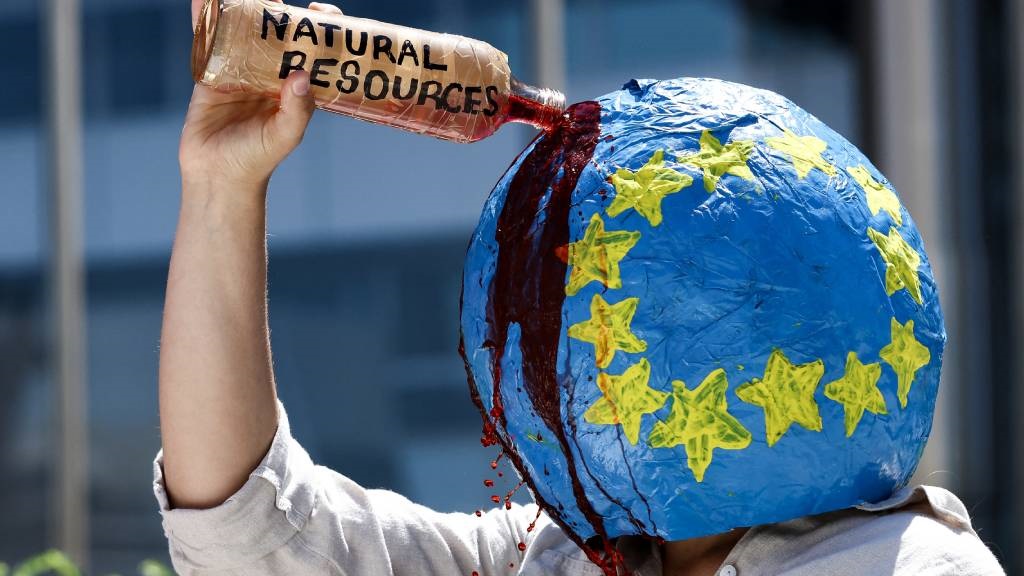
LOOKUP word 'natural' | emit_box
[263,10,501,115]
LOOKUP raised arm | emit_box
[158,0,335,510]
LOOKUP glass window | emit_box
[0,2,50,568]
[0,290,51,565]
[84,5,178,118]
[0,17,43,124]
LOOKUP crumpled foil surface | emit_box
[461,77,945,541]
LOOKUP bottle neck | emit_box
[505,77,566,130]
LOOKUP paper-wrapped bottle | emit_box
[192,0,566,142]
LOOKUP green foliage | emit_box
[11,550,79,576]
[0,552,172,576]
[136,561,173,576]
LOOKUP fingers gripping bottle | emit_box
[192,0,566,142]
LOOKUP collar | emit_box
[609,485,972,576]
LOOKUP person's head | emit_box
[460,78,944,559]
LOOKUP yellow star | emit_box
[566,214,641,296]
[847,165,903,225]
[568,294,647,369]
[677,130,756,193]
[765,129,836,179]
[584,358,668,445]
[867,226,923,305]
[648,369,752,482]
[736,349,824,446]
[824,352,887,437]
[879,318,931,408]
[607,150,693,226]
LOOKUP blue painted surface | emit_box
[461,78,946,540]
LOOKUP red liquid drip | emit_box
[526,505,543,533]
[460,102,628,576]
[517,542,527,552]
[504,479,527,510]
[484,479,495,487]
[481,409,502,447]
[508,480,525,494]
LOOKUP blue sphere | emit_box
[460,78,945,542]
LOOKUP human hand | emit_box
[179,0,344,192]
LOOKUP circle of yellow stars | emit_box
[561,126,934,483]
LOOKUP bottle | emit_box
[192,0,567,143]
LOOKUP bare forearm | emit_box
[159,180,279,509]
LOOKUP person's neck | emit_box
[660,528,748,576]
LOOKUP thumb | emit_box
[270,71,316,155]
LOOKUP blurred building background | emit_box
[0,0,1019,573]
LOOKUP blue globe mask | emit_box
[459,78,945,566]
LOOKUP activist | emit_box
[154,1,1006,574]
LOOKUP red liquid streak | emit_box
[460,102,627,576]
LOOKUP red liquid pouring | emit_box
[460,101,628,576]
